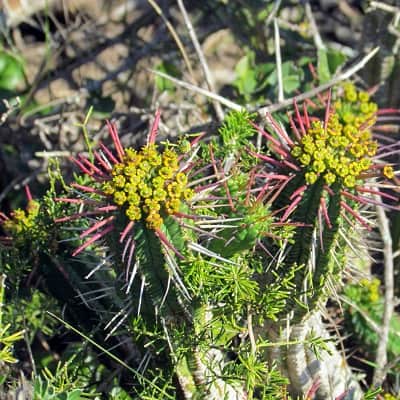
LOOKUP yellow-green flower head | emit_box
[383,393,397,400]
[290,109,379,188]
[336,83,378,136]
[3,200,40,236]
[383,165,395,179]
[102,144,192,229]
[360,278,381,303]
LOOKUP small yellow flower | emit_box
[103,182,115,195]
[291,146,302,158]
[336,165,349,178]
[125,148,138,160]
[349,162,361,176]
[13,209,25,221]
[366,141,378,157]
[305,171,318,185]
[153,188,167,201]
[327,157,338,170]
[176,172,188,186]
[329,136,341,148]
[139,185,152,198]
[113,174,126,188]
[369,102,378,113]
[139,160,151,172]
[343,124,357,138]
[112,164,124,176]
[146,212,163,229]
[360,158,371,171]
[184,188,194,201]
[344,175,356,188]
[127,192,140,205]
[124,164,137,176]
[135,169,146,178]
[300,153,311,166]
[339,136,349,147]
[129,174,141,186]
[167,182,180,197]
[383,165,395,179]
[360,102,370,114]
[345,90,357,103]
[358,91,370,103]
[114,191,127,205]
[159,166,173,179]
[145,198,161,211]
[126,205,141,221]
[324,172,336,185]
[342,112,355,124]
[312,160,326,173]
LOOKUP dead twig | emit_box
[176,0,224,121]
[149,68,243,111]
[274,18,284,103]
[338,295,381,335]
[372,197,395,387]
[266,0,282,26]
[304,1,325,50]
[146,0,196,83]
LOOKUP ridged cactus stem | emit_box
[262,312,362,400]
[278,178,342,318]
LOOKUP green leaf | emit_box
[266,62,301,95]
[318,48,346,83]
[234,52,257,99]
[155,62,180,92]
[317,49,331,83]
[326,48,346,74]
[66,389,83,400]
[0,52,25,91]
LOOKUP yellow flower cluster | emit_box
[291,111,377,187]
[383,393,398,400]
[336,83,394,181]
[102,144,193,230]
[3,200,40,236]
[335,82,378,127]
[360,277,380,303]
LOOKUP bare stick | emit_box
[176,0,224,121]
[372,198,394,387]
[146,0,196,83]
[149,68,243,111]
[304,1,325,50]
[247,307,256,356]
[338,295,381,334]
[35,151,71,158]
[369,2,400,13]
[256,46,380,115]
[274,18,284,103]
[266,0,282,26]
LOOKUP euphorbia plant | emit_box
[251,84,397,318]
[0,82,398,399]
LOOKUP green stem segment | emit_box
[277,178,342,318]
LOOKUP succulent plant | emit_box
[0,82,399,399]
